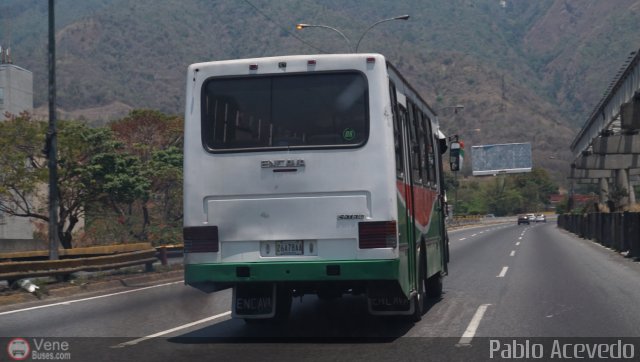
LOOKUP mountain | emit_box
[2,0,640,184]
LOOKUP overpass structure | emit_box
[570,48,640,208]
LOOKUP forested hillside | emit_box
[2,0,640,183]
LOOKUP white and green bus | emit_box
[183,54,450,322]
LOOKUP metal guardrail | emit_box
[0,243,154,261]
[0,243,163,284]
[155,244,183,265]
[558,212,640,259]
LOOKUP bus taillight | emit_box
[184,226,219,253]
[358,221,397,249]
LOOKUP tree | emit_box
[453,168,559,216]
[1,110,185,247]
[0,114,150,248]
[83,141,150,240]
[513,168,558,211]
[145,146,183,244]
[54,120,150,248]
[108,110,183,244]
[109,109,182,161]
[0,113,48,225]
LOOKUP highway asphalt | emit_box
[2,221,640,361]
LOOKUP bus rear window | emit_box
[201,72,369,151]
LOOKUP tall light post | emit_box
[47,0,59,260]
[295,24,353,52]
[295,15,410,53]
[355,15,409,53]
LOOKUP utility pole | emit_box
[48,0,59,260]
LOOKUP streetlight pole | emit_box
[355,15,409,53]
[296,15,410,54]
[47,0,59,260]
[295,24,353,52]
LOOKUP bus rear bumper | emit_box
[184,259,399,287]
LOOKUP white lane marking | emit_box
[459,238,467,241]
[0,281,184,317]
[497,266,509,278]
[471,234,477,237]
[510,250,516,256]
[518,237,523,240]
[458,304,491,345]
[516,242,521,246]
[112,311,232,348]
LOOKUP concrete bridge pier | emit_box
[615,168,635,208]
[599,178,609,205]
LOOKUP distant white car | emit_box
[526,214,535,222]
[535,214,546,223]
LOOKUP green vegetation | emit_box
[3,0,637,236]
[0,110,183,248]
[5,0,637,186]
[447,168,558,216]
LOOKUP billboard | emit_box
[471,143,532,176]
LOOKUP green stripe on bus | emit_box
[185,259,400,284]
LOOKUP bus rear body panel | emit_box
[183,54,447,318]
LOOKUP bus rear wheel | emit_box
[274,285,293,320]
[411,257,426,322]
[426,272,443,299]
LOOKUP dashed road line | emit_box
[497,266,509,278]
[458,304,492,345]
[510,250,516,256]
[111,311,232,348]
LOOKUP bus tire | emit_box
[426,272,443,299]
[274,285,293,321]
[411,254,426,322]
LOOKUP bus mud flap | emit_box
[366,281,414,316]
[232,283,276,319]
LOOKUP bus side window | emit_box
[419,115,431,184]
[423,115,437,185]
[389,82,404,178]
[416,111,428,185]
[408,103,422,185]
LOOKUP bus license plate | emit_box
[276,240,303,256]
